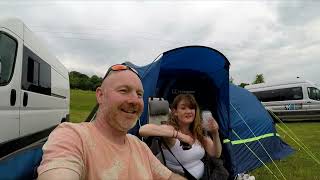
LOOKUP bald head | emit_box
[101,70,142,89]
[95,70,144,132]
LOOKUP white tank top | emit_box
[157,139,205,179]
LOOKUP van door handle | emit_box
[306,101,311,103]
[10,89,16,106]
[23,92,28,107]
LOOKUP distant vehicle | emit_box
[0,17,70,145]
[246,80,320,121]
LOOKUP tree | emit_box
[69,71,102,91]
[90,75,103,90]
[69,71,82,89]
[252,74,265,84]
[239,83,249,88]
[229,76,234,84]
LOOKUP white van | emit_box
[246,80,320,121]
[0,18,70,144]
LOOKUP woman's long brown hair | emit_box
[168,94,205,147]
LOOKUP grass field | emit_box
[251,122,320,180]
[70,89,320,179]
[70,89,97,123]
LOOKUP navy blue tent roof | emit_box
[128,46,230,138]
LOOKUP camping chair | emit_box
[0,138,47,179]
[145,97,170,157]
[148,97,170,125]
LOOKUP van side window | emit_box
[253,87,303,102]
[22,46,51,95]
[308,87,320,101]
[0,32,17,86]
[27,58,39,85]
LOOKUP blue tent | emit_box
[127,46,293,176]
[128,46,230,138]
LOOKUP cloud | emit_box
[276,1,320,26]
[0,1,319,85]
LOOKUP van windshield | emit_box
[308,87,320,101]
[0,32,17,86]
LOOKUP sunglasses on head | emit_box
[103,64,140,79]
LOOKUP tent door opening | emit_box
[155,71,219,120]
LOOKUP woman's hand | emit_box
[207,117,219,134]
[176,131,194,145]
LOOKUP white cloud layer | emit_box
[0,1,319,85]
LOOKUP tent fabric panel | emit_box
[128,61,162,135]
[229,84,276,139]
[160,46,226,74]
[0,143,43,179]
[214,74,230,137]
[228,84,294,175]
[230,137,294,175]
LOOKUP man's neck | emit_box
[93,116,127,146]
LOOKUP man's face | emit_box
[97,70,144,132]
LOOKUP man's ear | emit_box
[96,87,103,104]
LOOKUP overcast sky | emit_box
[1,0,319,85]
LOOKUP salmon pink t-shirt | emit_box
[37,122,172,180]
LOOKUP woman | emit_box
[139,94,222,179]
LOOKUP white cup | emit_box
[201,110,212,131]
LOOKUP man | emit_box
[37,64,185,180]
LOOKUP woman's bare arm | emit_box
[139,124,176,147]
[203,133,222,158]
[203,117,222,157]
[139,124,194,148]
[139,124,175,138]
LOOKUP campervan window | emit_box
[27,58,40,85]
[22,46,51,96]
[308,87,320,101]
[253,87,303,102]
[0,32,17,86]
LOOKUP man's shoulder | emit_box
[44,122,93,151]
[58,121,89,127]
[126,134,146,147]
[57,122,90,131]
[126,133,140,142]
[49,122,91,139]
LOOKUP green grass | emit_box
[251,122,320,180]
[70,89,96,123]
[69,89,320,179]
